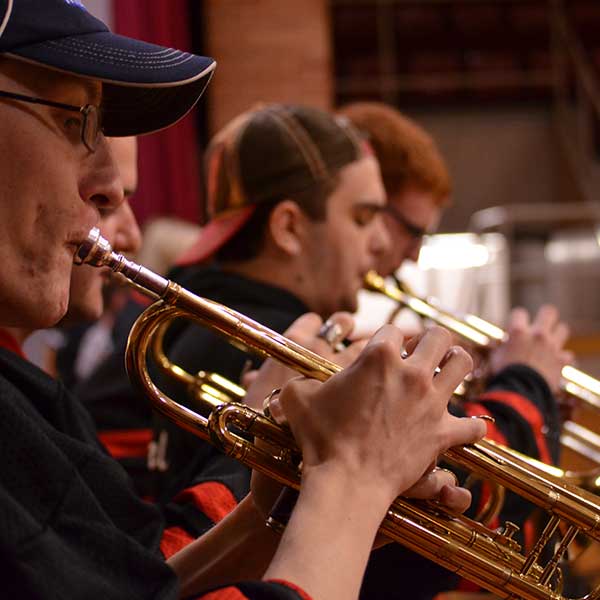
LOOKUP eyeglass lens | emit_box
[82,106,100,152]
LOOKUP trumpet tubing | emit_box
[364,271,600,407]
[365,271,600,490]
[152,320,245,411]
[77,228,600,600]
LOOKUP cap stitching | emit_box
[43,40,194,68]
[267,108,329,183]
[46,39,189,63]
[59,38,181,58]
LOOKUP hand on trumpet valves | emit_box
[272,325,487,514]
[264,396,474,515]
[243,312,368,411]
[489,305,574,393]
[402,465,471,514]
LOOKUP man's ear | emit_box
[267,199,307,256]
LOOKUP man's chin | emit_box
[59,301,103,326]
[377,254,406,278]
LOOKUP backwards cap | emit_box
[0,0,215,136]
[176,104,367,266]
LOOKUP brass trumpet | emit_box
[364,271,600,465]
[152,320,245,412]
[77,227,600,600]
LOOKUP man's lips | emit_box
[66,241,82,259]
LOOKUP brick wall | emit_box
[204,0,333,133]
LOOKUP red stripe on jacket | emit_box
[160,482,239,558]
[477,390,552,553]
[460,401,509,446]
[477,390,552,464]
[160,526,195,559]
[0,329,25,358]
[268,579,314,600]
[195,586,250,600]
[463,391,549,557]
[174,481,238,524]
[459,401,508,530]
[97,428,153,459]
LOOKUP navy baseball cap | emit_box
[0,0,216,136]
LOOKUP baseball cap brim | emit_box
[7,31,215,136]
[175,206,256,267]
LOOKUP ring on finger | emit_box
[263,387,282,419]
[317,319,345,352]
[432,466,459,487]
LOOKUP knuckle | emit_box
[508,322,527,336]
[429,325,452,345]
[436,430,452,453]
[364,337,400,366]
[532,329,549,344]
[279,377,309,408]
[402,363,431,393]
[452,346,473,370]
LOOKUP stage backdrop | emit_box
[89,0,204,226]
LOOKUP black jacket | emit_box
[0,346,309,600]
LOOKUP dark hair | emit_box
[216,177,337,263]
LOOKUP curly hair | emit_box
[338,102,451,206]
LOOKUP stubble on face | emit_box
[0,59,102,329]
[302,157,387,318]
[65,137,140,324]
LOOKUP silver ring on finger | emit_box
[317,319,345,352]
[432,466,459,487]
[263,388,282,419]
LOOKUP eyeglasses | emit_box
[383,204,428,240]
[0,90,102,152]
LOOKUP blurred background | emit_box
[84,0,600,376]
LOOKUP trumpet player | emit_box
[79,103,397,506]
[341,101,572,598]
[73,103,481,573]
[0,2,488,599]
[340,100,569,463]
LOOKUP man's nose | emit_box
[80,134,124,214]
[371,217,393,258]
[407,238,423,263]
[113,201,142,255]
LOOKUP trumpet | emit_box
[77,227,600,600]
[364,271,600,465]
[152,320,245,412]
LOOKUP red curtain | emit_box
[112,0,203,226]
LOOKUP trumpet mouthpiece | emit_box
[75,227,113,267]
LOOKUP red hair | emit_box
[339,102,451,206]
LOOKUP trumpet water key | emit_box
[76,228,600,600]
